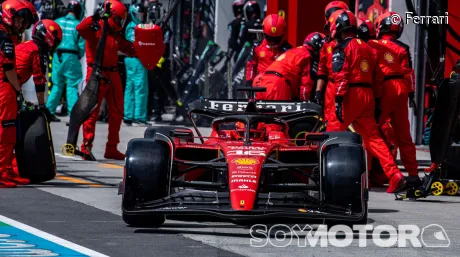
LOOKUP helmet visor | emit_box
[113,15,125,29]
[134,11,145,23]
[264,34,283,45]
[14,9,32,31]
[148,8,161,22]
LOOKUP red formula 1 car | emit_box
[121,89,368,227]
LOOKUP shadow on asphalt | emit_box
[368,188,389,193]
[134,228,251,238]
[412,199,459,203]
[162,223,240,229]
[21,182,118,188]
[134,223,394,240]
[369,209,399,213]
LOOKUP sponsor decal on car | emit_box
[232,174,257,179]
[231,179,257,183]
[180,145,217,149]
[228,146,266,150]
[269,134,281,140]
[232,170,256,174]
[231,188,256,193]
[232,158,259,165]
[228,150,266,156]
[236,165,255,170]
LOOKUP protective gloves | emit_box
[313,91,323,105]
[92,3,112,30]
[335,96,344,123]
[16,90,24,111]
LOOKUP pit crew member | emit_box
[245,13,292,87]
[46,0,85,122]
[375,12,419,178]
[328,10,406,193]
[313,1,349,131]
[253,32,323,101]
[228,0,245,61]
[76,0,136,160]
[0,0,34,188]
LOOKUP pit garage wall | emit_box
[266,0,351,46]
[356,0,417,140]
[369,0,417,137]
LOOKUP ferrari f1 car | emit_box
[121,88,368,227]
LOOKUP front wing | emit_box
[122,190,366,222]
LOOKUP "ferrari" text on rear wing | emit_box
[189,99,322,113]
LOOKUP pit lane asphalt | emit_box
[1,117,459,257]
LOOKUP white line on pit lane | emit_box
[0,215,109,257]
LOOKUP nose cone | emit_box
[227,156,264,211]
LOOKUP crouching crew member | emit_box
[253,32,323,101]
[16,19,62,113]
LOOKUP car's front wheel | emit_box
[321,132,368,226]
[122,138,170,227]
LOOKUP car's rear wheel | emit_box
[122,138,170,227]
[321,132,368,226]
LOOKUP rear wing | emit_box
[188,99,322,116]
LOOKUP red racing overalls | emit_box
[374,36,418,176]
[0,24,29,187]
[245,39,292,86]
[15,40,48,90]
[253,46,318,101]
[76,17,135,157]
[330,37,402,180]
[318,37,340,131]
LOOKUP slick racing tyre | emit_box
[320,132,368,226]
[122,138,171,227]
[16,109,56,183]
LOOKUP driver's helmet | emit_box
[233,122,266,141]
